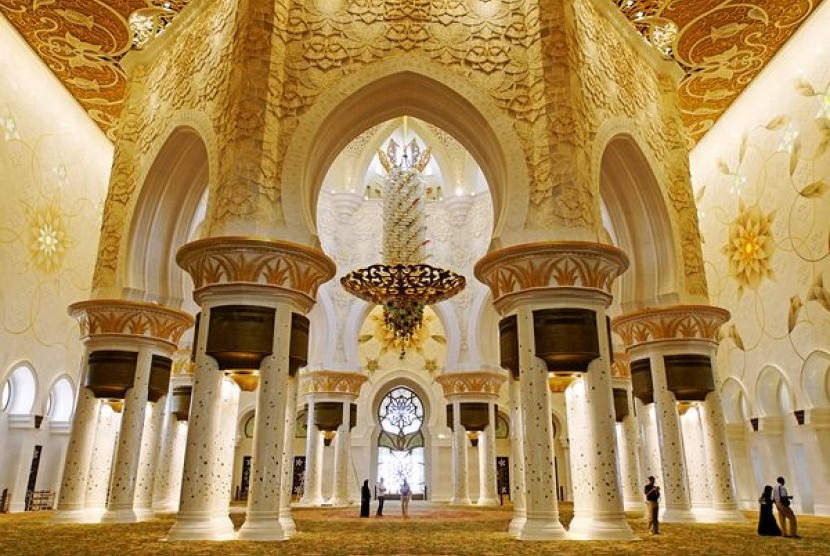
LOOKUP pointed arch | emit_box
[282,57,529,247]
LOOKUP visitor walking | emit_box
[400,479,412,518]
[644,476,661,535]
[773,476,798,538]
[376,477,387,516]
[360,479,371,518]
[757,485,782,536]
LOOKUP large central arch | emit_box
[281,56,530,247]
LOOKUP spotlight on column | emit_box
[676,401,698,416]
[105,399,124,413]
[225,369,260,392]
[323,430,337,447]
[547,372,580,393]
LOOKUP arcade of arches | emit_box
[1,0,829,552]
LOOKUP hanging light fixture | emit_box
[341,136,465,358]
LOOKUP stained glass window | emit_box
[377,387,425,495]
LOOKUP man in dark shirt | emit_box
[644,476,661,535]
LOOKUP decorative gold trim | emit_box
[548,372,580,393]
[612,304,730,349]
[176,236,336,301]
[611,351,631,379]
[474,242,629,308]
[436,371,507,398]
[68,299,194,345]
[300,370,368,397]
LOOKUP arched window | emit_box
[1,379,9,412]
[377,386,425,495]
[243,413,255,438]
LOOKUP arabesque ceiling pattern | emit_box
[0,0,821,141]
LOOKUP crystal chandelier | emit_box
[341,138,465,358]
[614,0,678,59]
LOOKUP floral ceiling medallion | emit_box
[722,202,775,294]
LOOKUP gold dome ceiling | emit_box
[0,0,821,142]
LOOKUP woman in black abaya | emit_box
[360,479,371,517]
[758,485,782,536]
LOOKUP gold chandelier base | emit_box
[341,263,465,357]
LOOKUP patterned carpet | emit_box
[1,503,829,555]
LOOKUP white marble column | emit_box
[450,400,471,505]
[699,390,744,521]
[617,400,643,512]
[152,399,175,513]
[83,404,120,521]
[217,379,240,513]
[516,308,566,540]
[299,398,325,506]
[329,400,353,506]
[649,353,695,522]
[477,402,499,506]
[102,345,154,523]
[681,406,711,516]
[805,408,830,516]
[134,396,165,520]
[239,308,293,541]
[566,308,632,540]
[54,356,101,524]
[168,306,236,541]
[280,376,299,536]
[508,376,526,537]
[555,437,571,501]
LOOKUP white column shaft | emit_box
[330,401,352,506]
[650,354,694,521]
[239,307,294,541]
[477,402,498,506]
[168,305,235,541]
[300,399,324,506]
[516,307,565,540]
[450,400,470,505]
[280,376,299,536]
[699,390,742,520]
[618,410,643,512]
[103,346,153,522]
[134,395,165,519]
[508,376,526,537]
[152,401,178,513]
[83,406,120,518]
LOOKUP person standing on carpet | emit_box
[644,476,661,535]
[757,485,782,536]
[376,477,387,516]
[773,476,798,538]
[360,479,371,518]
[400,479,412,518]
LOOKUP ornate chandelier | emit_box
[341,138,465,357]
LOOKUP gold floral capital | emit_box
[300,370,368,398]
[612,304,730,349]
[176,236,336,304]
[68,299,194,347]
[474,242,629,309]
[611,351,631,379]
[436,371,507,400]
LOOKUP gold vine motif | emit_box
[175,237,336,298]
[474,241,629,303]
[611,304,730,348]
[300,370,368,397]
[68,298,194,344]
[436,371,507,397]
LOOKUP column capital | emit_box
[474,241,628,312]
[612,304,730,350]
[436,370,508,401]
[68,299,194,350]
[611,351,631,379]
[300,370,367,399]
[176,236,336,310]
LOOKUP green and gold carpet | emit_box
[1,503,828,555]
